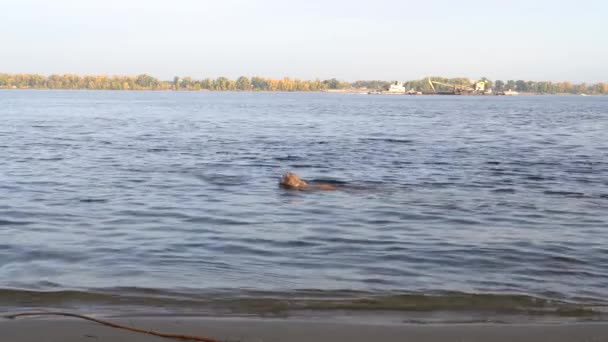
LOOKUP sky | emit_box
[1,0,607,82]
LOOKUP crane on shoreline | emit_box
[427,78,476,94]
[427,78,490,95]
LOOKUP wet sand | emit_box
[2,317,608,342]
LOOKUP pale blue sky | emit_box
[1,0,606,82]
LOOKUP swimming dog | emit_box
[279,172,336,191]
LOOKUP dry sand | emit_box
[2,316,608,342]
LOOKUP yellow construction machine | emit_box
[427,78,488,95]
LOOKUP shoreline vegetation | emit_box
[1,73,606,95]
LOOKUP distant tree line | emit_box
[0,73,346,92]
[0,73,606,94]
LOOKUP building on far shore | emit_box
[388,81,406,93]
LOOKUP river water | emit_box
[1,90,607,320]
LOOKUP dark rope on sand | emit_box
[4,312,221,342]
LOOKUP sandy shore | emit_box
[2,316,608,342]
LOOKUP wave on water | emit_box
[1,288,605,322]
[360,138,414,144]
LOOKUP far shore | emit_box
[2,316,608,342]
[0,87,598,96]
